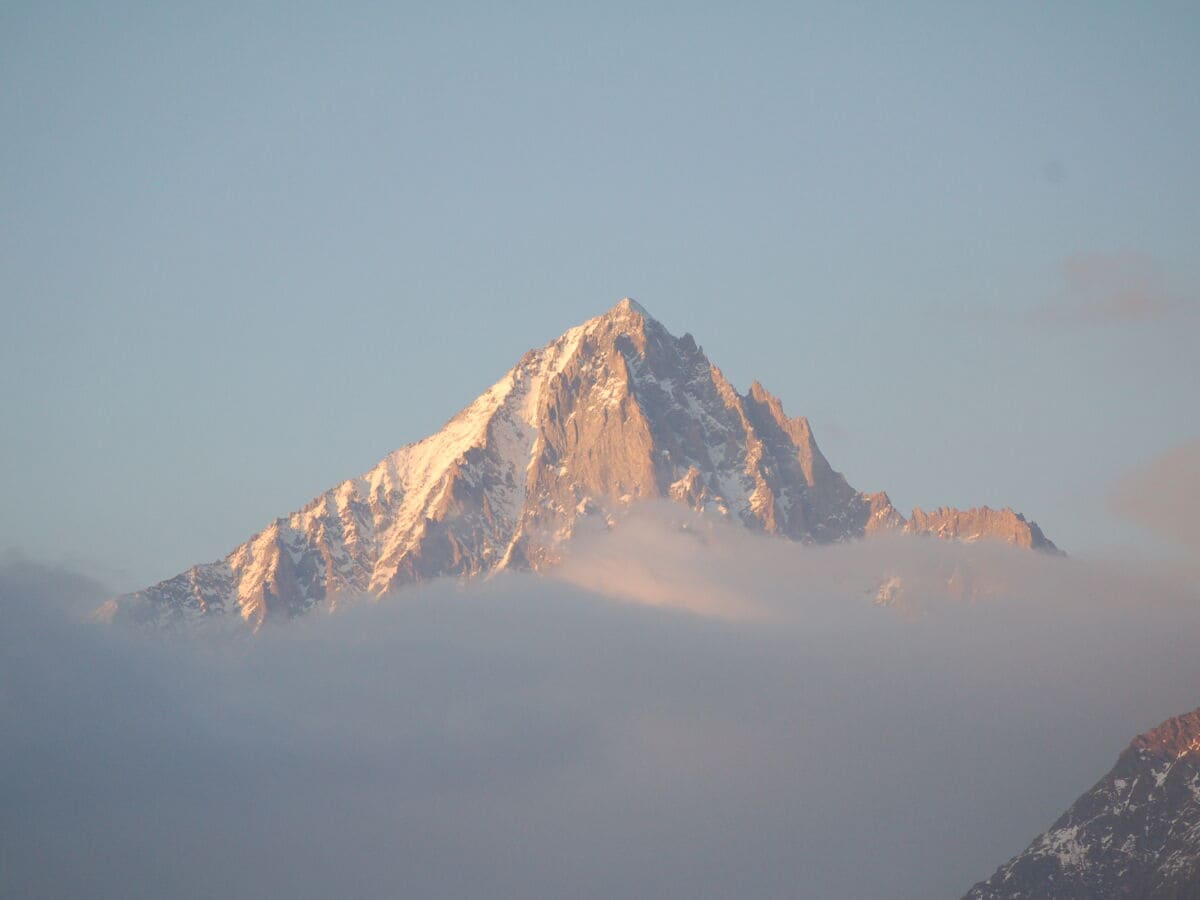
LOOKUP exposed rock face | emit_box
[906,506,1060,553]
[105,299,1058,629]
[965,709,1200,899]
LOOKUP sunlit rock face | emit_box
[905,506,1060,552]
[965,709,1200,899]
[107,299,1057,629]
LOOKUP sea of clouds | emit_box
[3,482,1199,898]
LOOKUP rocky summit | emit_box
[102,299,1058,629]
[966,709,1200,899]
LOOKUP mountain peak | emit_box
[106,300,1061,630]
[589,297,657,333]
[563,296,662,354]
[610,297,649,317]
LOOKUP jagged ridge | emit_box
[906,506,1058,551]
[103,299,1058,629]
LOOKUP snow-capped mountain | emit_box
[965,708,1200,899]
[102,299,1057,629]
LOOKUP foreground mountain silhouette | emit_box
[966,708,1200,899]
[103,299,1057,628]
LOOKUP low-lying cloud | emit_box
[3,515,1200,899]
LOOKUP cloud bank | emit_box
[3,515,1200,899]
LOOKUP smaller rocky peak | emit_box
[747,379,776,406]
[745,381,809,429]
[745,381,784,420]
[863,491,907,533]
[906,506,1060,553]
[743,380,822,467]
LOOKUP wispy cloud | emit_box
[1034,253,1187,330]
[929,252,1193,335]
[1111,437,1200,555]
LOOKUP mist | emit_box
[3,511,1200,899]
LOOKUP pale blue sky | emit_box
[3,2,1197,588]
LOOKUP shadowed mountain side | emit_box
[966,709,1200,899]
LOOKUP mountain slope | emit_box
[103,299,1057,629]
[965,709,1200,899]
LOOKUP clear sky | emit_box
[3,2,1197,590]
